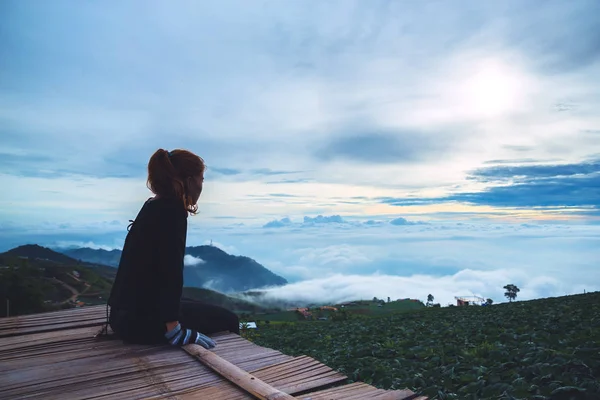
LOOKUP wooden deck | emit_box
[0,305,426,400]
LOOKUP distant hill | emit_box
[0,245,273,317]
[57,244,288,293]
[61,247,122,267]
[4,244,79,265]
[0,252,114,317]
[184,245,288,293]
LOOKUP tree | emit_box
[503,284,520,302]
[387,296,390,303]
[486,298,494,305]
[426,294,434,306]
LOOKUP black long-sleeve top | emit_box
[108,197,188,323]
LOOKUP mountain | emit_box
[57,244,288,293]
[0,251,114,317]
[184,245,288,292]
[0,247,272,318]
[3,244,79,265]
[62,247,122,267]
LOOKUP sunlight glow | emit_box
[461,60,525,118]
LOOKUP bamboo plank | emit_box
[0,305,425,400]
[278,370,348,395]
[0,317,107,338]
[268,364,339,387]
[251,357,321,381]
[0,310,107,328]
[183,343,295,399]
[295,381,371,399]
[0,306,106,327]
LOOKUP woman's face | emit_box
[187,172,205,205]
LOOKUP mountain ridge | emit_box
[58,244,288,293]
[4,244,80,265]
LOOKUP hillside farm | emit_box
[244,291,600,400]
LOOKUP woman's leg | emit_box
[179,300,240,335]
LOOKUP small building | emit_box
[455,296,485,306]
[319,306,338,312]
[239,322,257,329]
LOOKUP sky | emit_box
[1,0,599,306]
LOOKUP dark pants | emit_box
[109,298,240,345]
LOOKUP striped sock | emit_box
[164,323,217,348]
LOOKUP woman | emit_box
[107,148,240,348]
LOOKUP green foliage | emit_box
[0,255,115,316]
[0,264,48,317]
[427,294,435,307]
[504,284,520,302]
[246,292,600,400]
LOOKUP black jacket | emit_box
[108,197,188,323]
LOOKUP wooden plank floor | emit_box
[0,306,425,399]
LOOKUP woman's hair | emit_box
[146,148,206,215]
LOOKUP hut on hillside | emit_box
[455,296,485,306]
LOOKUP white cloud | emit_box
[240,267,587,308]
[389,217,426,226]
[263,218,292,228]
[184,255,205,266]
[303,215,346,225]
[294,244,372,268]
[51,241,118,251]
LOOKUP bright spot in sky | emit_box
[463,60,525,117]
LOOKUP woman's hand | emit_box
[166,321,179,332]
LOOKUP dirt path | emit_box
[44,277,80,304]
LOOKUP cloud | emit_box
[294,244,371,268]
[449,175,600,208]
[363,220,383,226]
[390,217,426,226]
[303,215,346,224]
[470,160,600,182]
[210,167,242,176]
[314,130,454,164]
[268,193,298,198]
[263,218,292,228]
[503,1,600,74]
[240,268,589,308]
[263,215,349,228]
[51,241,118,251]
[379,159,600,210]
[184,255,206,266]
[250,168,303,176]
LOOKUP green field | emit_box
[244,292,600,400]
